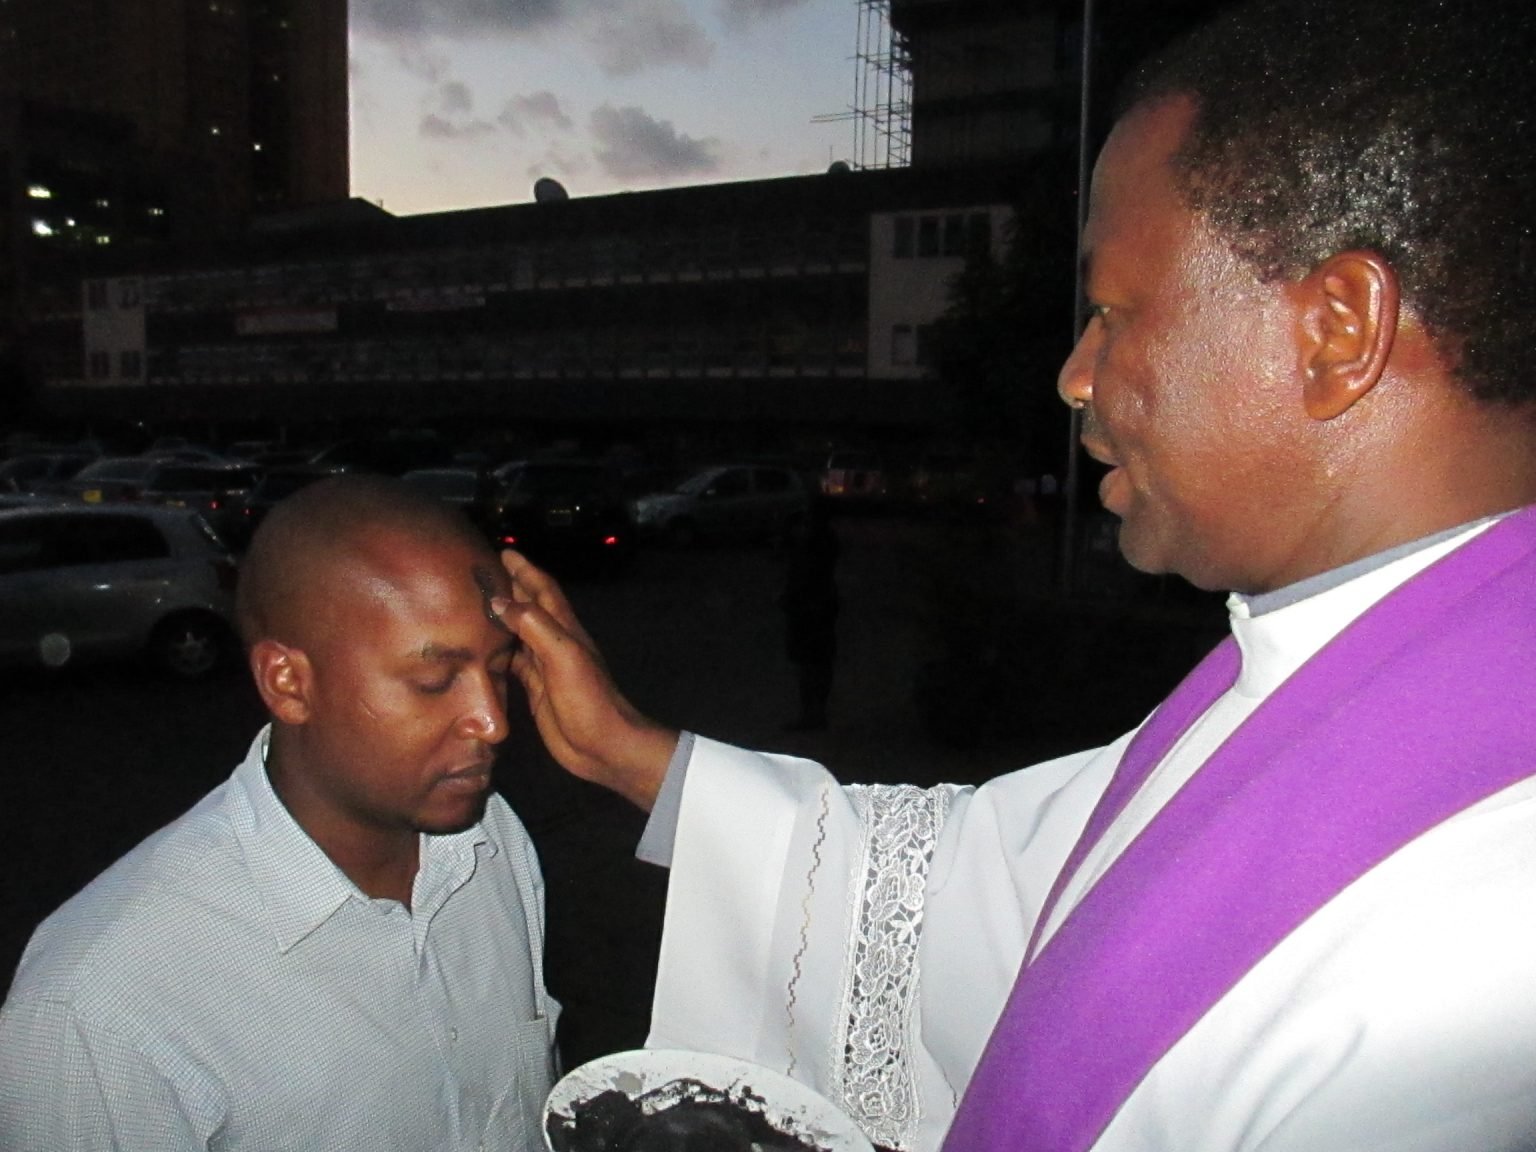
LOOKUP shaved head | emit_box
[237,473,492,650]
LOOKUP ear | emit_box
[248,639,314,725]
[1296,249,1399,421]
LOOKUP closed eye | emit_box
[415,673,458,695]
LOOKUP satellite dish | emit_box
[533,177,569,203]
[827,160,852,175]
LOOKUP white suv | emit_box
[0,505,238,679]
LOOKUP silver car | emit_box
[0,504,238,679]
[631,464,809,546]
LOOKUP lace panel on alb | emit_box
[829,784,952,1151]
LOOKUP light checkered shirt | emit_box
[0,726,558,1151]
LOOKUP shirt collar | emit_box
[1224,516,1502,699]
[227,725,495,954]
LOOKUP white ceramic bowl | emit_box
[544,1047,874,1151]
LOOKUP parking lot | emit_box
[0,511,1224,1067]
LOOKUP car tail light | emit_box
[498,534,518,548]
[603,535,620,547]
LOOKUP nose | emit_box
[458,671,510,746]
[1057,317,1099,410]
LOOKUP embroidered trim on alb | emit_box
[786,787,832,1077]
[829,784,952,1151]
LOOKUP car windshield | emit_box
[676,472,721,496]
[76,459,156,482]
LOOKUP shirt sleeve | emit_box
[0,994,211,1152]
[635,730,695,867]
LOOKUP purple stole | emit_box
[943,506,1536,1152]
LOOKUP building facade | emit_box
[32,166,1020,433]
[0,0,349,418]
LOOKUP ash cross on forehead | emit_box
[473,563,514,638]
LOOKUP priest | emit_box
[497,0,1536,1149]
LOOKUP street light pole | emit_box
[1057,0,1095,596]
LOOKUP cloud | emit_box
[716,0,811,29]
[355,0,715,77]
[439,81,474,115]
[584,0,714,76]
[419,113,498,140]
[590,103,723,181]
[355,0,567,40]
[418,80,498,139]
[391,46,453,84]
[498,91,576,137]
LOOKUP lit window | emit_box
[252,142,263,152]
[95,235,112,246]
[149,207,165,217]
[64,217,75,228]
[94,197,110,208]
[26,184,52,199]
[31,220,53,237]
[210,125,222,136]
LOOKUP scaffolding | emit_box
[814,0,912,170]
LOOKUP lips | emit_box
[438,760,494,793]
[1080,436,1129,513]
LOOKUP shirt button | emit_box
[449,1027,459,1042]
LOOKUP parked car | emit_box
[61,456,163,503]
[309,432,454,476]
[224,463,346,550]
[0,450,100,495]
[906,448,996,519]
[631,464,809,546]
[0,504,239,679]
[399,466,508,545]
[64,458,261,542]
[818,449,889,506]
[490,459,635,571]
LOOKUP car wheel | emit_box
[665,517,697,548]
[148,612,228,680]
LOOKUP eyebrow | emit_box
[412,639,517,664]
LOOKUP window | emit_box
[0,523,51,575]
[120,351,143,378]
[60,515,169,565]
[967,212,992,255]
[917,216,940,258]
[892,323,916,366]
[754,468,793,494]
[89,352,112,379]
[118,280,141,308]
[893,216,914,259]
[916,323,937,368]
[707,470,751,499]
[943,214,966,256]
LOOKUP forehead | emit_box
[342,528,507,641]
[1084,96,1202,267]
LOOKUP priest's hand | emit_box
[494,549,677,811]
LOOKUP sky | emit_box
[348,0,863,217]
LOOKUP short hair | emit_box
[236,473,488,648]
[1121,0,1536,406]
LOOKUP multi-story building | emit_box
[31,165,1020,437]
[0,0,348,417]
[888,0,1232,170]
